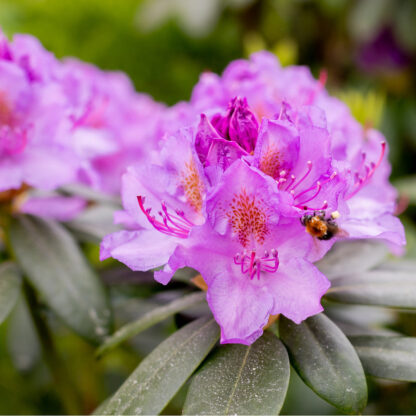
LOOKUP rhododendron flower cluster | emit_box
[101,51,405,345]
[0,30,179,220]
[0,30,405,345]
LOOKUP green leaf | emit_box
[0,262,21,325]
[315,239,387,279]
[325,305,397,337]
[7,296,41,372]
[183,331,290,415]
[324,269,416,309]
[96,291,206,357]
[375,259,416,272]
[350,335,416,382]
[99,316,219,415]
[279,314,367,414]
[9,215,112,343]
[66,204,120,243]
[93,398,111,415]
[59,183,121,205]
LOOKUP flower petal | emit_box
[20,195,87,221]
[207,268,274,345]
[100,229,177,271]
[266,258,330,324]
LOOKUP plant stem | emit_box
[23,281,82,414]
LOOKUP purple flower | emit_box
[190,51,404,253]
[101,52,405,344]
[1,30,184,224]
[58,58,169,194]
[100,128,207,272]
[59,58,198,195]
[100,106,340,343]
[334,129,405,254]
[171,161,330,344]
[0,35,79,192]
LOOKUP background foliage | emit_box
[0,0,416,414]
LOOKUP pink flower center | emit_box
[137,196,194,239]
[234,249,279,280]
[226,189,269,247]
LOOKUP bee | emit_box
[301,210,340,241]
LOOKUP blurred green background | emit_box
[0,0,416,414]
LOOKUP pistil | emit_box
[234,249,279,280]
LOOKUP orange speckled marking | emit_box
[227,189,269,247]
[259,145,281,179]
[181,160,204,213]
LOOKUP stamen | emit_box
[301,200,328,211]
[359,152,367,170]
[137,196,194,238]
[234,249,279,280]
[276,170,288,189]
[175,209,195,227]
[296,182,322,205]
[288,161,312,191]
[293,171,336,210]
[346,141,386,199]
[285,174,296,191]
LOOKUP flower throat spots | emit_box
[226,189,269,248]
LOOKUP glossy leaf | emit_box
[59,183,121,205]
[96,291,206,357]
[375,259,416,272]
[324,269,416,309]
[0,262,21,325]
[9,215,112,343]
[93,398,111,415]
[325,304,397,337]
[350,335,416,382]
[315,239,387,279]
[183,331,290,415]
[99,316,219,415]
[279,314,367,414]
[7,296,41,372]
